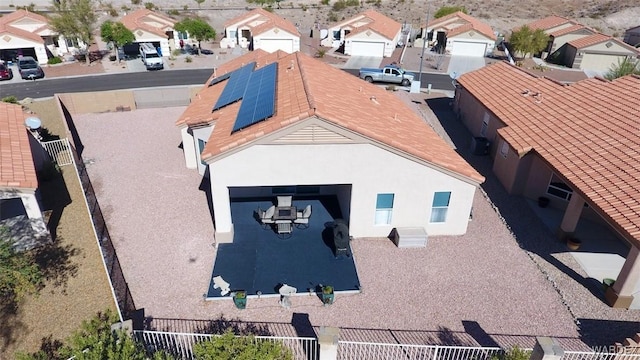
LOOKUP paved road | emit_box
[0,68,454,99]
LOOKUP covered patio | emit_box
[207,195,361,299]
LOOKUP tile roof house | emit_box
[0,9,83,64]
[320,10,402,58]
[453,60,640,308]
[0,102,51,250]
[624,25,640,47]
[177,49,483,244]
[560,34,639,73]
[221,8,300,53]
[121,9,183,57]
[426,11,496,57]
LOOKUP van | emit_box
[139,43,163,70]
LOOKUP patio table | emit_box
[273,206,297,221]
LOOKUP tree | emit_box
[605,57,640,80]
[0,228,43,303]
[193,330,292,360]
[49,0,97,64]
[174,18,216,55]
[508,25,548,58]
[100,21,135,62]
[433,6,467,19]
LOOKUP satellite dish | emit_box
[449,71,458,80]
[25,117,42,130]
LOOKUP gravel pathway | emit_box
[71,104,597,349]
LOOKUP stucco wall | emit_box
[491,137,521,194]
[551,33,590,53]
[345,31,393,57]
[253,28,300,53]
[209,143,477,239]
[454,88,506,154]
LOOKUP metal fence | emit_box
[337,341,503,360]
[70,143,137,320]
[42,138,73,166]
[134,330,319,360]
[562,351,640,360]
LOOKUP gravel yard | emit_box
[71,103,593,349]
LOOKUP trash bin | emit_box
[471,136,490,155]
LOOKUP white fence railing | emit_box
[42,138,73,166]
[337,341,503,360]
[134,330,318,360]
[562,351,640,360]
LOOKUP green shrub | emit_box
[167,9,179,15]
[144,1,155,9]
[328,11,338,22]
[193,330,293,360]
[332,0,346,10]
[490,346,530,360]
[185,56,193,63]
[315,48,327,58]
[183,4,189,9]
[2,96,19,104]
[121,4,130,10]
[47,57,63,65]
[131,0,141,4]
[320,0,329,5]
[172,49,182,57]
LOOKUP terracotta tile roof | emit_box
[549,24,592,37]
[524,16,573,31]
[0,103,38,190]
[333,10,401,41]
[567,33,639,53]
[457,61,640,245]
[224,8,299,37]
[0,21,44,44]
[428,11,496,41]
[180,50,483,184]
[121,9,176,38]
[0,9,48,25]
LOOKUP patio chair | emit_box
[258,206,276,229]
[212,275,230,296]
[277,195,292,207]
[293,204,312,228]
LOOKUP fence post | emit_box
[530,337,564,360]
[318,327,339,360]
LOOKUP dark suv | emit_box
[17,56,45,80]
[0,62,13,81]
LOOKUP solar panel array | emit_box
[232,62,278,133]
[213,62,255,111]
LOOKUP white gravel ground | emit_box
[71,102,605,349]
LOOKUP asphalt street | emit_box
[0,69,454,100]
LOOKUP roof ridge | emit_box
[295,53,316,115]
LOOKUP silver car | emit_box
[17,56,45,80]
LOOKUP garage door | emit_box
[451,41,487,56]
[350,41,385,57]
[259,39,294,54]
[579,53,625,72]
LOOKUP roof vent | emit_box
[288,60,295,70]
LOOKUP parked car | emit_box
[17,56,45,80]
[359,65,415,86]
[0,62,13,81]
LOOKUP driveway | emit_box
[343,56,382,69]
[447,55,487,78]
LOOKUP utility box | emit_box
[471,136,490,155]
[393,227,428,248]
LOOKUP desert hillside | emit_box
[3,0,639,40]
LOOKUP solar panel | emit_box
[232,62,277,133]
[208,73,230,87]
[213,62,255,111]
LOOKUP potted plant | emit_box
[321,285,334,305]
[566,237,582,251]
[233,290,247,309]
[538,196,550,208]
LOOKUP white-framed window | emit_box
[375,193,394,225]
[430,191,451,223]
[500,140,509,158]
[546,173,573,201]
[481,112,489,137]
[198,139,207,166]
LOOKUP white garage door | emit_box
[579,53,625,72]
[259,39,294,54]
[351,41,385,57]
[451,41,487,56]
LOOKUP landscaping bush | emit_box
[2,96,19,104]
[47,57,63,65]
[185,56,193,63]
[193,330,292,360]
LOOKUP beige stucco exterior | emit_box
[549,29,593,53]
[253,28,300,53]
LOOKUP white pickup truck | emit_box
[359,65,415,86]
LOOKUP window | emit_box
[65,37,79,48]
[375,193,394,225]
[178,31,189,40]
[500,140,509,158]
[430,191,451,223]
[480,112,489,137]
[198,139,207,165]
[546,173,573,201]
